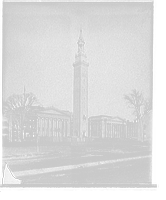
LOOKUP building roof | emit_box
[89,115,126,122]
[36,107,72,117]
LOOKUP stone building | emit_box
[88,115,126,139]
[36,108,72,142]
[4,107,127,142]
[6,107,71,142]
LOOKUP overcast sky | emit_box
[3,2,153,120]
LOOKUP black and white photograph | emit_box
[1,0,156,188]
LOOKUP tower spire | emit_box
[77,29,85,55]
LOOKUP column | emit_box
[101,120,105,138]
[65,119,67,137]
[89,119,92,137]
[56,119,59,137]
[63,119,67,137]
[96,121,98,136]
[58,119,61,137]
[123,125,126,138]
[43,117,47,137]
[55,118,58,137]
[62,119,64,137]
[109,124,111,138]
[110,123,112,138]
[120,124,122,138]
[38,117,41,136]
[108,123,111,138]
[50,118,53,138]
[59,119,62,141]
[47,118,51,137]
[118,124,120,138]
[60,119,63,137]
[40,117,43,136]
[106,123,109,138]
[52,119,55,139]
[63,120,66,138]
[67,119,70,137]
[105,120,107,138]
[36,117,40,136]
[52,119,54,137]
[99,121,102,137]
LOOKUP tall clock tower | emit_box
[73,30,89,141]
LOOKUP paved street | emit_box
[20,156,151,185]
[4,141,151,186]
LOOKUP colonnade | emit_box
[37,116,70,140]
[106,123,126,138]
[88,120,126,138]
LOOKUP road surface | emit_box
[17,154,152,185]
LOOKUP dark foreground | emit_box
[18,157,151,186]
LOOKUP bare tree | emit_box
[124,89,144,120]
[3,92,41,141]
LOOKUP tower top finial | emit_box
[78,29,84,43]
[77,29,85,55]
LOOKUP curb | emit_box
[13,155,151,178]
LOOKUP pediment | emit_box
[112,117,124,122]
[37,108,69,116]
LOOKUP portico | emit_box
[36,108,72,142]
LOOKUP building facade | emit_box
[73,30,89,141]
[6,107,71,142]
[141,110,152,142]
[89,115,127,139]
[126,121,139,139]
[36,108,72,142]
[5,111,150,143]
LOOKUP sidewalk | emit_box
[9,151,151,177]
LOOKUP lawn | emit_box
[2,138,151,159]
[2,145,91,158]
